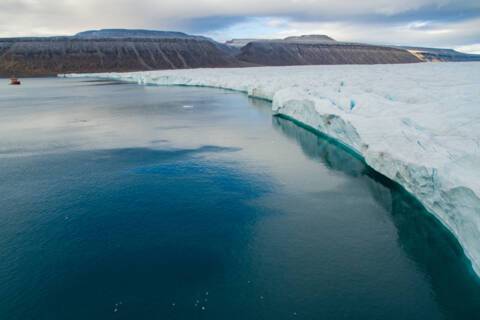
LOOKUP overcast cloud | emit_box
[1,0,479,53]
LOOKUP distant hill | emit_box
[6,29,480,76]
[283,35,336,43]
[74,29,202,39]
[75,29,238,55]
[226,34,336,48]
[0,37,244,77]
[225,39,263,48]
[228,37,480,64]
[236,38,421,65]
[399,46,480,62]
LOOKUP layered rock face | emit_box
[5,30,478,76]
[237,42,421,66]
[75,29,239,56]
[0,37,242,76]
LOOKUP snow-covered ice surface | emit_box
[66,62,480,276]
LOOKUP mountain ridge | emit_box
[1,29,478,76]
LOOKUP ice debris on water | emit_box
[113,301,122,313]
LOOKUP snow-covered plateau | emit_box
[66,62,480,276]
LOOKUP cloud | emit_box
[0,0,478,49]
[258,16,480,47]
[179,16,248,33]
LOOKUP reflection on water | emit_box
[272,115,367,177]
[272,116,480,318]
[0,78,479,320]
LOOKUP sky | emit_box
[1,0,479,53]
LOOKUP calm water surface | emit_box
[0,78,479,319]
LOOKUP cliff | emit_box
[4,30,471,76]
[237,42,421,66]
[0,37,243,76]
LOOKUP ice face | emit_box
[66,62,480,276]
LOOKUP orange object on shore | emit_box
[10,76,21,85]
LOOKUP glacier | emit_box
[65,62,480,276]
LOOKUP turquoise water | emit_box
[0,78,479,319]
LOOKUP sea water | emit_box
[0,78,479,319]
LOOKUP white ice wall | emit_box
[66,62,480,276]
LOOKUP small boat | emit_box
[10,76,21,85]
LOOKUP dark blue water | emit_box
[0,78,479,320]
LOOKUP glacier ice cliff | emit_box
[65,62,480,276]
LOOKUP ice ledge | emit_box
[64,62,480,276]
